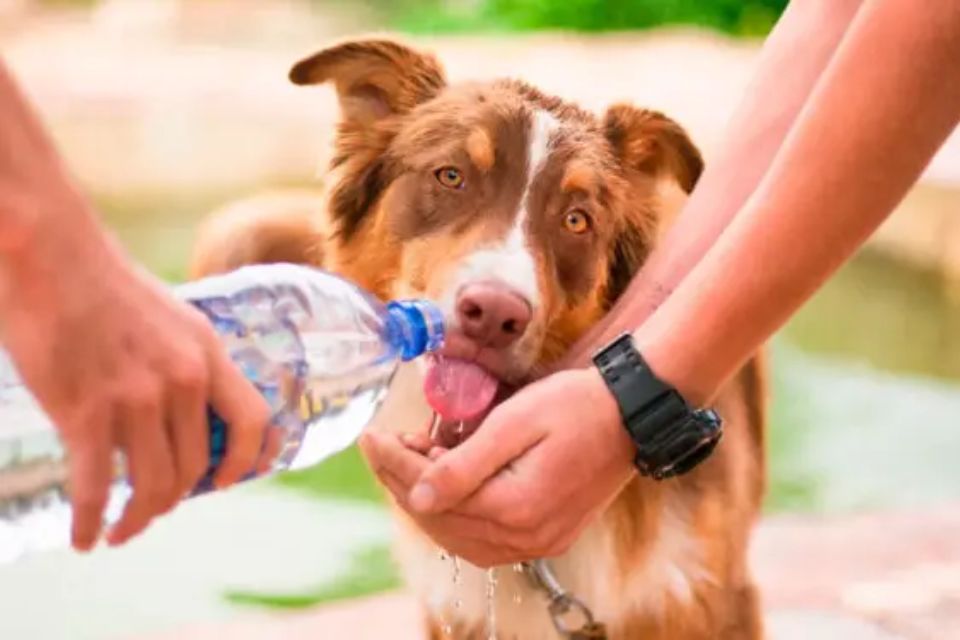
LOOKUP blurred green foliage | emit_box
[37,0,786,37]
[271,445,386,504]
[223,545,400,609]
[365,0,788,37]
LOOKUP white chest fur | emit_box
[392,501,709,639]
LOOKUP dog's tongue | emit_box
[423,357,499,421]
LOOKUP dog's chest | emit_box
[394,526,618,640]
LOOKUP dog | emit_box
[190,38,767,640]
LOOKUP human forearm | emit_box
[564,0,864,365]
[0,63,270,549]
[637,0,960,405]
[0,62,122,309]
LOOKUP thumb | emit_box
[409,400,540,514]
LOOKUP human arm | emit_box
[0,61,270,549]
[561,0,867,367]
[363,0,960,566]
[636,0,960,405]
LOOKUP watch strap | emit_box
[593,333,722,480]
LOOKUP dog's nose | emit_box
[455,283,532,348]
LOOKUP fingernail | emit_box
[74,537,96,552]
[409,482,436,512]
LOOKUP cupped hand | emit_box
[360,367,636,567]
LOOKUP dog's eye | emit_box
[563,210,591,234]
[435,166,465,189]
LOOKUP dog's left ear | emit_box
[604,104,703,193]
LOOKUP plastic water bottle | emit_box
[0,263,444,564]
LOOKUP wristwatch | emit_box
[592,333,722,480]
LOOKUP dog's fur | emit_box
[190,38,767,640]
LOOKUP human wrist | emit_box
[630,325,714,408]
[579,366,637,467]
[0,185,126,319]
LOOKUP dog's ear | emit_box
[601,106,701,305]
[290,39,447,126]
[604,104,703,194]
[289,40,447,242]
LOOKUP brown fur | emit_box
[187,189,326,278]
[192,39,766,640]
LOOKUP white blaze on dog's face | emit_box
[290,40,703,429]
[439,110,557,324]
[392,108,559,371]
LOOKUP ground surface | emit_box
[142,504,960,640]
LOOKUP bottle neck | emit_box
[386,300,445,361]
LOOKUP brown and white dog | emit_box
[191,38,767,640]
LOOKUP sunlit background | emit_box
[2,0,960,638]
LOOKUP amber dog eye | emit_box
[435,166,465,189]
[563,209,591,234]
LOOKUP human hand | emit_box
[0,220,270,551]
[360,367,635,567]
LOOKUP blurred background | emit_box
[2,1,960,638]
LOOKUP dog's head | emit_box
[291,39,702,440]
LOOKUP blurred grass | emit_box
[763,344,823,513]
[223,545,400,609]
[358,0,787,37]
[273,445,386,504]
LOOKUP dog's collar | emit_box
[521,560,607,639]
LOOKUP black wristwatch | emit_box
[592,333,722,480]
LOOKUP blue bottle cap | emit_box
[386,300,445,361]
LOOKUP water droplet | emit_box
[454,598,462,610]
[513,593,523,605]
[442,623,452,636]
[486,567,498,640]
[456,420,465,436]
[512,563,525,574]
[439,549,449,562]
[452,555,462,585]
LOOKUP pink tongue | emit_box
[423,358,499,421]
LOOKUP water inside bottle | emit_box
[0,386,131,563]
[191,281,400,473]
